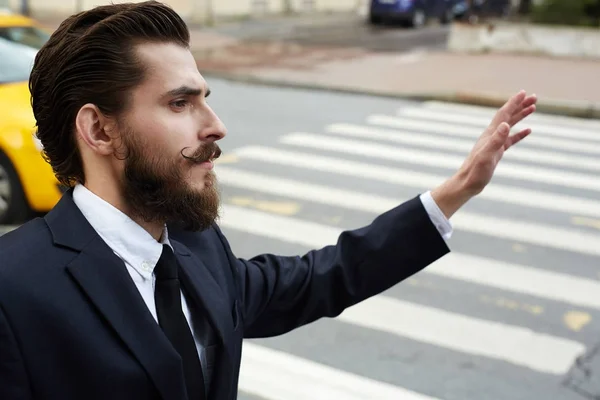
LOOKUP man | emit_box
[0,1,537,399]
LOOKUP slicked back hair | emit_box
[29,1,190,187]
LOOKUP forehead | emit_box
[134,42,206,93]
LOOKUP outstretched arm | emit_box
[219,90,537,339]
[216,196,450,338]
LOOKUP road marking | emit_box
[338,296,584,375]
[427,253,600,309]
[326,123,600,172]
[239,343,442,400]
[323,216,343,224]
[563,311,592,332]
[229,146,600,218]
[280,133,600,192]
[367,115,600,155]
[480,295,544,316]
[218,165,600,257]
[512,244,528,253]
[420,101,600,130]
[406,277,437,290]
[219,203,600,308]
[397,107,600,143]
[571,216,600,230]
[411,283,544,316]
[228,196,301,216]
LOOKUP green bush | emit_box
[530,0,600,27]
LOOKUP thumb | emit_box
[487,122,510,151]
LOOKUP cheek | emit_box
[126,107,198,158]
[137,124,180,159]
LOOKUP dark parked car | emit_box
[453,0,512,22]
[368,0,462,27]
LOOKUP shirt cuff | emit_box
[419,191,453,241]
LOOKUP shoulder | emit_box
[0,217,57,277]
[168,222,240,289]
[167,221,227,251]
[0,218,51,256]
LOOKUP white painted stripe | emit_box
[429,253,600,309]
[220,206,586,375]
[367,115,600,155]
[219,201,600,308]
[279,133,600,192]
[338,296,585,375]
[221,204,338,247]
[398,107,600,143]
[239,343,441,400]
[326,123,600,172]
[229,147,600,218]
[218,177,600,309]
[218,167,600,256]
[421,101,600,130]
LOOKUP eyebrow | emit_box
[164,85,211,98]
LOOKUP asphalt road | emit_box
[3,79,600,399]
[205,13,450,52]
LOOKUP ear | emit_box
[75,104,116,156]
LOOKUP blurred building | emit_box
[4,0,364,23]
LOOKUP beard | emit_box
[119,129,222,232]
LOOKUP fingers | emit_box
[520,94,538,109]
[504,128,532,150]
[505,90,527,113]
[487,122,511,152]
[509,104,536,126]
[494,90,527,124]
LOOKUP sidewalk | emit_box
[189,28,600,119]
[37,16,600,119]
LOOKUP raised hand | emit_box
[431,90,538,218]
[458,90,537,195]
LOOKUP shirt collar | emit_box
[72,183,170,280]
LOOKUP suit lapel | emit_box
[172,240,233,343]
[171,240,236,398]
[45,191,187,400]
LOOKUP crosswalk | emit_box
[1,99,598,399]
[212,100,600,399]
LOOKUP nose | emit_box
[198,105,227,142]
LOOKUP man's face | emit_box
[114,42,226,231]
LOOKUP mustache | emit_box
[181,142,222,163]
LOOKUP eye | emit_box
[170,99,189,110]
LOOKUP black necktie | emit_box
[154,244,206,400]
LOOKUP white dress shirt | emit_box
[72,183,452,383]
[71,184,210,377]
[419,191,453,240]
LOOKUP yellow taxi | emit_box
[0,11,62,224]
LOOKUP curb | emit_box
[201,70,600,120]
[442,92,600,120]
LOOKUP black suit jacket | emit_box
[0,189,449,400]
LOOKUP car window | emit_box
[0,25,49,50]
[0,37,37,83]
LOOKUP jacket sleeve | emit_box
[214,196,451,339]
[0,303,32,399]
